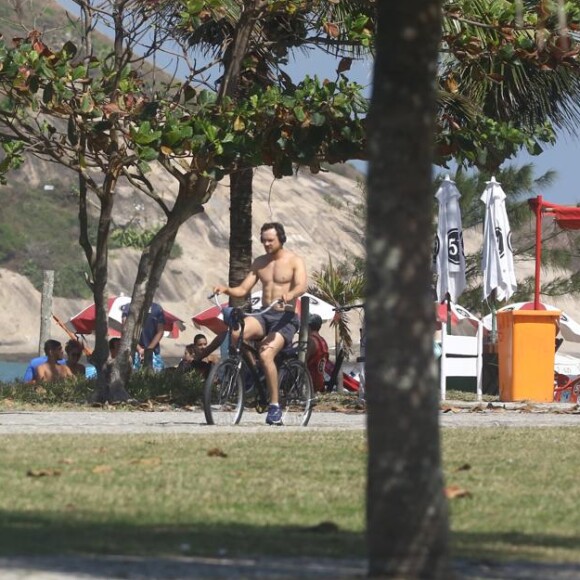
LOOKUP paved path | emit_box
[0,409,367,434]
[0,403,579,434]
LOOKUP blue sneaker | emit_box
[266,404,283,426]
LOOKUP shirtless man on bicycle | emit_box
[214,222,307,425]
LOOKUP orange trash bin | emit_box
[497,310,560,402]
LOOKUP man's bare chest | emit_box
[259,260,294,284]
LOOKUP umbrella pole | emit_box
[446,293,452,335]
[534,195,543,309]
[490,289,498,344]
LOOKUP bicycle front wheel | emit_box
[278,359,314,426]
[203,359,244,425]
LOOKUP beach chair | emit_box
[439,322,483,401]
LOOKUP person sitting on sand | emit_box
[109,337,121,360]
[65,339,86,377]
[35,340,74,383]
[176,335,217,378]
[176,344,196,373]
[24,350,65,383]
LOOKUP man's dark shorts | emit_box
[251,310,300,347]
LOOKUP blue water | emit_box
[0,361,28,383]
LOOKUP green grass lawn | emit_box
[0,429,578,563]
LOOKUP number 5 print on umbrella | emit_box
[434,175,466,302]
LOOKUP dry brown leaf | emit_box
[130,457,162,467]
[337,57,352,74]
[59,458,74,465]
[469,405,485,413]
[92,464,112,474]
[27,468,61,478]
[453,463,471,473]
[207,447,228,458]
[323,22,340,38]
[445,485,472,499]
[441,405,461,413]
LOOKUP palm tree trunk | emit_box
[229,167,253,307]
[366,2,451,577]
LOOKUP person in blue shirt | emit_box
[23,355,49,382]
[23,341,66,382]
[121,302,166,371]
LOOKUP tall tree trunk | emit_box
[366,2,451,578]
[229,167,253,307]
[109,177,213,399]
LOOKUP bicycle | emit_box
[203,294,315,426]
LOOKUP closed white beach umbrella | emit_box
[434,175,466,302]
[480,176,517,301]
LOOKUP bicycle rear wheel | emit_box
[203,358,244,425]
[278,359,314,426]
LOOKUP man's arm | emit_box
[283,255,308,303]
[214,268,259,298]
[147,322,165,351]
[199,331,227,359]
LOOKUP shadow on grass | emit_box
[0,510,365,560]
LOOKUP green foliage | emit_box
[0,177,91,298]
[126,369,204,406]
[110,227,158,249]
[309,255,365,354]
[169,242,183,260]
[437,1,580,170]
[0,377,93,405]
[110,227,183,260]
[123,75,368,180]
[322,192,343,209]
[0,369,205,406]
[0,222,25,262]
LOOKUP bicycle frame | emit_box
[204,293,314,426]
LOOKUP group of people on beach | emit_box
[24,338,87,383]
[24,222,331,424]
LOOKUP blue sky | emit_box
[55,0,580,206]
[514,134,580,206]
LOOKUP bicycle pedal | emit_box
[255,402,268,414]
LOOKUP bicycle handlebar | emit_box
[208,293,287,317]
